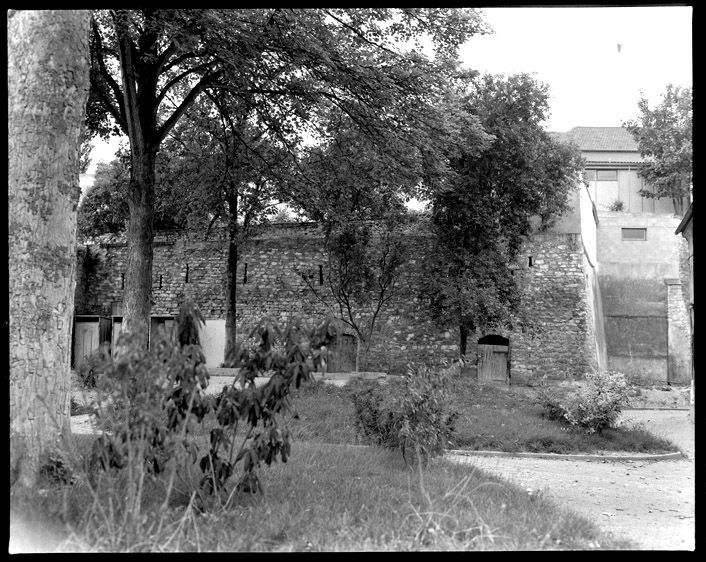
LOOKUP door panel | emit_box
[478,344,508,382]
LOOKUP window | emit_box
[622,228,647,241]
[585,169,620,211]
[596,170,617,181]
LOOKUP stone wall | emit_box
[74,222,602,382]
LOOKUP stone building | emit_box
[554,127,691,385]
[72,126,691,387]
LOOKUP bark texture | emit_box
[8,9,91,487]
[224,227,239,363]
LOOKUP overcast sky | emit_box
[80,6,692,189]
[461,6,692,131]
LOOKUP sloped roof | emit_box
[552,127,639,152]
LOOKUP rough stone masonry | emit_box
[74,221,605,385]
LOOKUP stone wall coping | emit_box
[664,278,682,285]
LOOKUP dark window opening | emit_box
[528,256,533,267]
[121,272,125,289]
[319,265,324,285]
[159,274,163,289]
[622,228,647,241]
[185,264,189,283]
[243,263,248,284]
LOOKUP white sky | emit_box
[461,6,692,131]
[80,6,692,190]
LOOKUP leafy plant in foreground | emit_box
[212,318,335,499]
[349,364,458,467]
[89,302,335,509]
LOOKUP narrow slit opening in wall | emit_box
[528,256,533,267]
[243,263,248,284]
[185,264,189,283]
[159,274,163,289]
[121,272,125,289]
[319,264,324,285]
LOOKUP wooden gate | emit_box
[477,335,509,383]
[327,334,357,372]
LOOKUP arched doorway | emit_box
[477,334,510,383]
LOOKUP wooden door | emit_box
[73,321,98,367]
[327,334,357,372]
[477,344,508,382]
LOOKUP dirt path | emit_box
[446,410,695,550]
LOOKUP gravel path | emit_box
[446,410,695,550]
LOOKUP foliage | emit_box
[539,371,632,434]
[623,84,692,215]
[290,118,419,370]
[608,199,624,212]
[422,73,584,354]
[89,300,335,508]
[76,147,199,241]
[348,365,459,466]
[306,217,411,371]
[86,8,490,333]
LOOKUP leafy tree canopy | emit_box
[422,73,584,352]
[623,84,692,214]
[77,147,188,241]
[86,8,490,333]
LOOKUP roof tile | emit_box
[552,127,639,152]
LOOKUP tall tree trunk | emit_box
[459,324,469,357]
[224,220,239,363]
[121,145,157,339]
[8,9,91,487]
[113,9,160,341]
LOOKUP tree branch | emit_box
[91,19,128,132]
[156,72,219,144]
[156,61,215,105]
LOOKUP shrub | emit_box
[539,371,631,434]
[349,364,458,466]
[89,305,335,511]
[608,199,625,212]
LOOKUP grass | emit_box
[12,372,674,552]
[11,434,634,552]
[285,377,679,454]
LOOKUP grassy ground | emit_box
[285,378,679,454]
[11,434,634,552]
[12,373,676,552]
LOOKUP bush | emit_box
[349,364,458,466]
[539,371,631,434]
[89,306,335,510]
